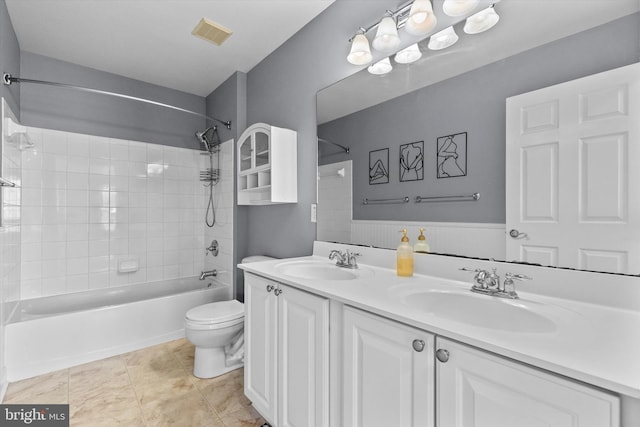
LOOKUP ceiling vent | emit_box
[192,18,233,46]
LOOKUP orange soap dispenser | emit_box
[397,228,414,277]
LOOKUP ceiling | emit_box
[318,0,640,124]
[5,0,335,97]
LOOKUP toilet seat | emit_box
[186,300,244,327]
[185,316,243,331]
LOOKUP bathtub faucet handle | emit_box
[206,240,219,257]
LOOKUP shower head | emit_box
[195,126,216,152]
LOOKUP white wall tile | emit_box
[89,158,110,175]
[89,138,109,159]
[67,274,89,293]
[89,174,110,191]
[41,242,66,260]
[42,189,66,207]
[67,240,88,258]
[42,153,67,172]
[89,272,109,289]
[110,141,129,160]
[67,133,89,157]
[20,128,232,299]
[67,258,89,275]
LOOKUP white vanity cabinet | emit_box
[244,273,329,427]
[436,337,620,427]
[237,123,297,205]
[341,305,435,427]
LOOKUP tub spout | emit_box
[199,270,217,280]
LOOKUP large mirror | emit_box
[317,0,640,275]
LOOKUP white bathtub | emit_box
[5,277,231,381]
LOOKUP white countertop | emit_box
[239,244,640,399]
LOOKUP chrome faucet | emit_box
[329,249,360,269]
[199,269,217,280]
[460,267,531,299]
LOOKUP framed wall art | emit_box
[399,141,424,182]
[369,148,389,185]
[437,132,467,178]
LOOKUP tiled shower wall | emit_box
[203,140,234,287]
[1,100,22,394]
[20,127,233,299]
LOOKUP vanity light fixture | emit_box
[347,0,500,66]
[368,57,393,75]
[464,5,500,34]
[428,26,459,50]
[347,32,373,65]
[394,43,422,64]
[405,0,437,36]
[372,15,401,52]
[442,0,479,17]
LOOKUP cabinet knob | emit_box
[436,348,450,363]
[412,339,425,352]
[274,288,283,296]
[266,284,275,292]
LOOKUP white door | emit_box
[277,285,329,427]
[506,63,640,273]
[436,338,619,427]
[244,274,278,425]
[342,306,435,427]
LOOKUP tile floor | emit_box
[2,339,267,426]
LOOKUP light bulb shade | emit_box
[405,0,437,36]
[428,26,459,50]
[347,34,373,65]
[464,6,500,34]
[372,16,401,52]
[394,43,422,64]
[368,57,393,75]
[442,0,478,17]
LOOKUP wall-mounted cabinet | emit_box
[237,123,297,205]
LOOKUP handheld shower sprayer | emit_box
[195,126,217,153]
[196,125,221,228]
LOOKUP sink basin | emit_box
[400,290,557,333]
[275,260,359,280]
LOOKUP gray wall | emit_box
[19,52,206,148]
[242,0,398,261]
[319,13,640,224]
[0,0,20,121]
[205,71,248,300]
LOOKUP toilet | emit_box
[185,255,275,378]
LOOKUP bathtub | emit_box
[5,277,231,381]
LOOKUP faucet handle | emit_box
[503,273,532,299]
[505,272,532,281]
[347,251,361,268]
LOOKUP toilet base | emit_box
[193,346,243,379]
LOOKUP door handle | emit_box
[509,229,528,239]
[266,284,275,292]
[274,288,283,296]
[412,339,425,352]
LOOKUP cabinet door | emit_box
[239,133,253,172]
[254,129,270,168]
[342,306,435,427]
[277,284,329,427]
[436,338,620,427]
[244,274,278,425]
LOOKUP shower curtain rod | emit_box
[2,73,232,130]
[318,137,350,154]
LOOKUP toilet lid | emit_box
[186,300,244,324]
